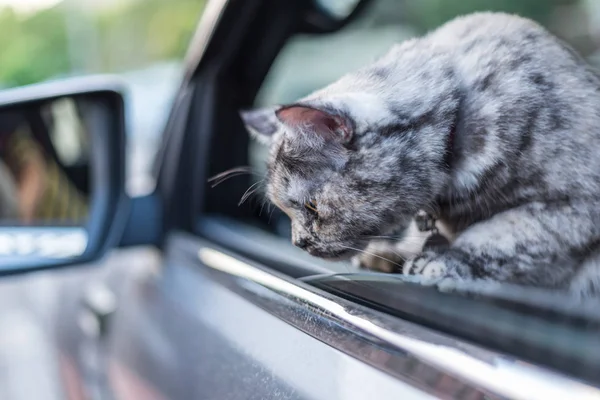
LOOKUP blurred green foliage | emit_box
[0,0,206,88]
[0,7,70,88]
[0,0,589,89]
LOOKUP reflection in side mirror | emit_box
[0,77,128,270]
[0,97,91,226]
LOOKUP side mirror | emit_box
[0,76,128,273]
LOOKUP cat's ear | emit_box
[239,107,281,145]
[275,105,352,144]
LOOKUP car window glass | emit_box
[0,0,206,194]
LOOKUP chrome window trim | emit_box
[183,0,230,81]
[197,245,600,400]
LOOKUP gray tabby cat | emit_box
[240,12,600,297]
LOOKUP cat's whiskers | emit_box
[208,166,263,188]
[338,244,404,269]
[360,235,405,240]
[268,203,278,223]
[209,166,253,181]
[354,241,420,258]
[259,196,272,217]
[356,235,431,246]
[359,234,428,241]
[238,180,265,206]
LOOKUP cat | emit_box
[239,12,600,297]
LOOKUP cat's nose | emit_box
[294,237,311,250]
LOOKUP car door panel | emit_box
[103,232,440,400]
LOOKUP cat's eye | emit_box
[304,200,318,215]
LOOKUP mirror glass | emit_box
[0,95,100,260]
[0,97,91,224]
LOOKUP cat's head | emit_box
[241,47,460,259]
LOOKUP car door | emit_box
[75,0,600,399]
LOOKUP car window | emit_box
[200,0,600,386]
[0,0,206,195]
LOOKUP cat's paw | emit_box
[402,251,449,279]
[403,250,473,280]
[351,244,405,273]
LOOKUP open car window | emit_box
[245,0,600,271]
[197,0,600,388]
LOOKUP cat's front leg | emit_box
[403,202,595,288]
